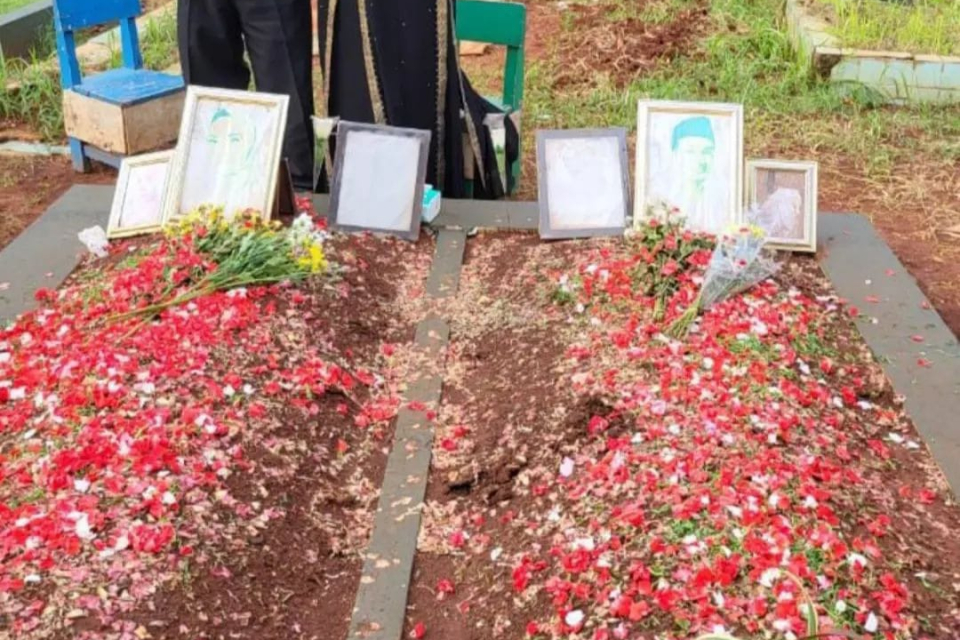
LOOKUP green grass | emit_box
[0,0,35,14]
[517,0,960,182]
[817,0,960,56]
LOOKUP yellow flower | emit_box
[297,242,327,274]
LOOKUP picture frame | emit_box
[161,85,289,225]
[634,100,743,236]
[329,121,431,241]
[107,150,175,239]
[536,128,630,239]
[745,159,818,253]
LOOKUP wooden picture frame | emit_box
[107,150,174,239]
[329,121,430,241]
[745,159,818,253]
[536,128,630,239]
[161,85,289,224]
[634,100,743,235]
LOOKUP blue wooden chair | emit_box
[53,0,185,171]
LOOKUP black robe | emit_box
[317,0,518,199]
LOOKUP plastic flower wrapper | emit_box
[667,224,780,338]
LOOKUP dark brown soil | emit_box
[0,155,114,252]
[554,0,709,89]
[404,233,609,639]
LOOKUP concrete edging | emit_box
[785,0,960,104]
[818,213,960,496]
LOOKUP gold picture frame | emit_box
[745,159,818,253]
[161,85,289,225]
[107,150,174,239]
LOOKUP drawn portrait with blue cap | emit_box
[644,105,739,235]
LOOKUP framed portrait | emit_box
[107,150,174,239]
[162,85,289,224]
[745,159,818,253]
[634,100,743,236]
[536,128,630,239]
[329,121,430,241]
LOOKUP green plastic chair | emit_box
[456,0,526,195]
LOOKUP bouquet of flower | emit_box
[667,224,780,338]
[627,203,714,321]
[115,207,329,322]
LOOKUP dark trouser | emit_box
[178,0,314,189]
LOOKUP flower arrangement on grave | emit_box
[116,206,329,320]
[667,223,780,338]
[626,203,714,321]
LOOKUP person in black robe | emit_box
[178,0,315,191]
[316,0,519,199]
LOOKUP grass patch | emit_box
[814,0,960,56]
[516,0,960,183]
[0,0,35,14]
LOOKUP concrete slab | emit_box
[0,185,113,324]
[348,227,465,638]
[818,213,960,495]
[347,315,450,640]
[425,229,467,298]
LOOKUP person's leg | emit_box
[236,0,315,190]
[177,0,249,89]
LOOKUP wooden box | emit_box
[63,84,185,156]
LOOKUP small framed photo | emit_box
[634,100,743,235]
[745,159,818,253]
[107,150,174,239]
[162,85,289,224]
[536,128,629,239]
[329,121,430,241]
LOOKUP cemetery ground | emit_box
[1,1,960,640]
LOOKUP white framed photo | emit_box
[329,121,430,241]
[536,128,630,239]
[634,100,743,235]
[745,159,818,253]
[107,150,174,239]
[162,85,289,224]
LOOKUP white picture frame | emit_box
[634,100,743,236]
[329,121,430,241]
[161,85,289,225]
[536,128,630,239]
[745,159,818,253]
[107,150,174,239]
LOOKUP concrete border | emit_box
[785,0,960,104]
[819,214,960,495]
[0,184,113,324]
[0,0,52,60]
[347,230,467,639]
